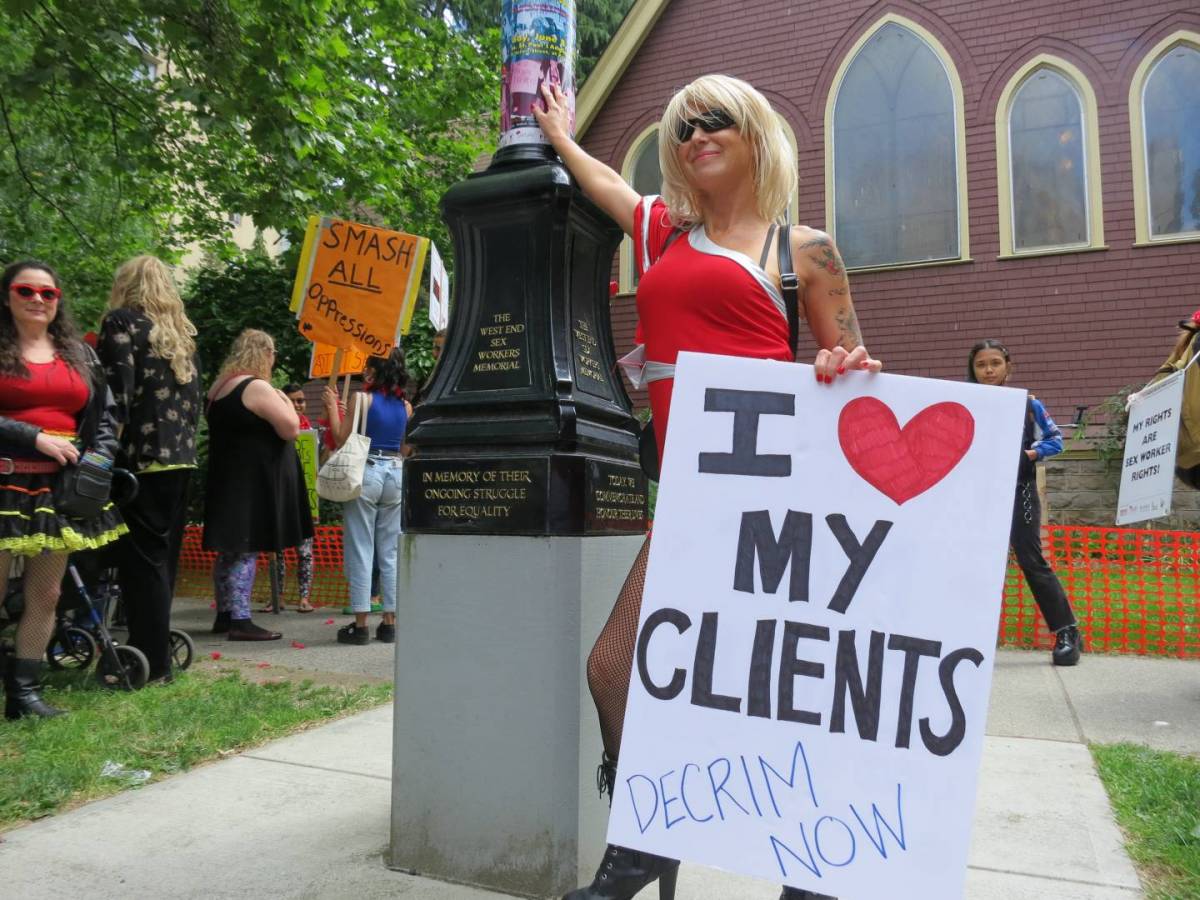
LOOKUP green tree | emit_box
[183,251,439,390]
[183,253,310,385]
[1,0,498,308]
[575,0,636,81]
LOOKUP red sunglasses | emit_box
[10,283,62,302]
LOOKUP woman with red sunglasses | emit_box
[0,260,126,719]
[536,74,879,900]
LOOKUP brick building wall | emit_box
[583,0,1200,436]
[1044,453,1200,529]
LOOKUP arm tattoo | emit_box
[796,235,845,277]
[835,306,862,350]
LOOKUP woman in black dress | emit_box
[202,329,312,640]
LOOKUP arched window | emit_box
[828,18,967,269]
[629,132,662,197]
[619,126,662,292]
[996,57,1104,256]
[1132,38,1200,241]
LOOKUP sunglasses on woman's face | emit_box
[675,109,737,143]
[10,283,61,302]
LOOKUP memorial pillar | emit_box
[389,2,648,896]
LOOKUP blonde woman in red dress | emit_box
[536,75,880,900]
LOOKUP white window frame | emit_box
[996,56,1105,257]
[1129,33,1200,245]
[824,14,970,272]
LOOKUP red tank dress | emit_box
[632,196,792,459]
[0,357,87,457]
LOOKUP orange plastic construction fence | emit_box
[177,525,351,609]
[177,523,1198,657]
[1001,524,1198,658]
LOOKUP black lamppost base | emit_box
[404,157,648,536]
[489,142,558,168]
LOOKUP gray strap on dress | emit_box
[758,224,778,269]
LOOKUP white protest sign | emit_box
[1116,370,1185,525]
[428,242,449,331]
[609,352,1027,900]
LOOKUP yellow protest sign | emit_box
[295,430,320,524]
[309,343,369,379]
[295,217,429,355]
[290,215,322,313]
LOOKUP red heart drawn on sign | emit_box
[838,398,975,504]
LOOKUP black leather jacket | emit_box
[0,344,120,461]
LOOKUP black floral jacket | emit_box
[97,308,201,471]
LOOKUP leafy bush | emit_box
[181,251,438,522]
[1079,385,1138,474]
[184,253,311,386]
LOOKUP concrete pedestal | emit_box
[389,533,644,899]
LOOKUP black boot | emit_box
[563,844,679,900]
[5,657,65,720]
[1052,625,1083,666]
[780,887,837,899]
[211,611,231,634]
[565,751,679,899]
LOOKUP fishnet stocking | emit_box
[14,553,68,658]
[586,535,651,759]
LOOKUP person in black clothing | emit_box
[203,329,312,641]
[0,260,126,717]
[269,383,316,613]
[98,256,201,682]
[968,339,1082,666]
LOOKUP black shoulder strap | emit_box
[776,221,800,358]
[662,227,685,253]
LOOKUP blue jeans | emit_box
[343,456,404,613]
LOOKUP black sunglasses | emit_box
[675,108,737,143]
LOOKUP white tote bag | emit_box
[316,393,371,502]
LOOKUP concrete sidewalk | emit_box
[3,643,1196,898]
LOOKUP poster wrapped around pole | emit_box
[500,0,576,148]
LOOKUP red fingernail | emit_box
[837,366,845,375]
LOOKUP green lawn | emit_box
[1093,743,1200,899]
[0,667,390,831]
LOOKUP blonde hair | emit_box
[216,328,275,384]
[658,74,796,228]
[108,256,198,383]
